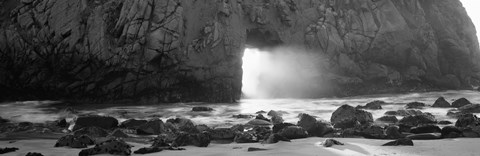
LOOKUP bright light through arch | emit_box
[242,48,264,98]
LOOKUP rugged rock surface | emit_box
[382,138,413,146]
[432,97,451,108]
[398,114,436,127]
[405,102,426,109]
[72,115,118,131]
[331,105,373,128]
[455,114,480,127]
[452,98,472,108]
[356,100,384,110]
[0,0,479,103]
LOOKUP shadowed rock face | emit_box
[0,0,479,103]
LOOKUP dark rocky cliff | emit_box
[1,0,479,103]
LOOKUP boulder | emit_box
[432,97,451,108]
[247,119,271,126]
[455,114,480,127]
[273,123,295,133]
[361,125,386,139]
[267,110,283,117]
[73,126,109,138]
[396,109,423,116]
[134,147,163,154]
[375,116,398,123]
[322,139,344,147]
[406,133,442,140]
[55,135,94,148]
[458,104,480,113]
[109,129,129,138]
[382,138,413,146]
[263,133,290,144]
[255,114,270,122]
[297,113,332,137]
[72,115,118,131]
[398,115,436,127]
[247,147,268,152]
[441,126,462,138]
[452,98,472,108]
[278,126,308,139]
[384,111,398,116]
[172,132,211,147]
[210,128,235,140]
[136,118,166,135]
[405,102,426,109]
[234,132,258,143]
[437,120,453,125]
[78,139,132,156]
[0,147,19,154]
[385,126,402,139]
[232,114,254,119]
[410,125,441,134]
[447,110,466,118]
[192,106,213,112]
[271,115,284,125]
[166,118,197,133]
[356,100,384,110]
[330,105,373,128]
[461,127,480,137]
[25,152,44,156]
[120,119,148,129]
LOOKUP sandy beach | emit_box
[1,137,480,156]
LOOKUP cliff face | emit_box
[0,0,479,103]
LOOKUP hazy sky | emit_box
[461,0,480,39]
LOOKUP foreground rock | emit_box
[263,133,290,144]
[72,115,118,131]
[406,133,442,140]
[432,97,451,108]
[382,138,414,146]
[410,125,441,134]
[73,126,109,138]
[452,98,472,108]
[26,152,44,156]
[322,139,344,147]
[356,101,384,110]
[398,114,436,127]
[441,126,463,138]
[55,135,94,148]
[0,147,19,154]
[297,113,332,137]
[455,114,480,127]
[375,116,398,123]
[458,104,480,113]
[120,119,148,129]
[278,126,308,139]
[136,118,166,135]
[172,132,211,147]
[79,139,132,156]
[331,105,373,128]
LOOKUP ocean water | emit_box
[1,90,480,128]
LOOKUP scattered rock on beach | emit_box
[210,128,236,140]
[396,109,424,116]
[172,132,211,147]
[72,115,118,131]
[375,116,398,123]
[452,98,472,108]
[441,126,462,138]
[255,114,270,122]
[458,104,480,113]
[331,105,373,128]
[234,131,258,143]
[0,147,19,154]
[432,97,451,108]
[79,138,132,156]
[438,120,453,125]
[455,114,480,127]
[322,139,344,147]
[385,126,402,139]
[192,106,213,112]
[384,111,397,116]
[232,114,254,119]
[109,129,129,138]
[398,114,436,127]
[263,133,290,144]
[405,102,426,109]
[361,125,386,139]
[273,123,295,133]
[120,119,148,129]
[247,119,271,126]
[410,125,441,134]
[278,126,308,139]
[297,113,332,137]
[382,138,413,146]
[406,133,442,140]
[356,100,384,110]
[73,126,109,138]
[167,118,197,133]
[136,118,166,135]
[25,152,44,156]
[134,147,163,154]
[55,135,94,148]
[248,147,268,152]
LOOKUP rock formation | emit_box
[1,0,479,103]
